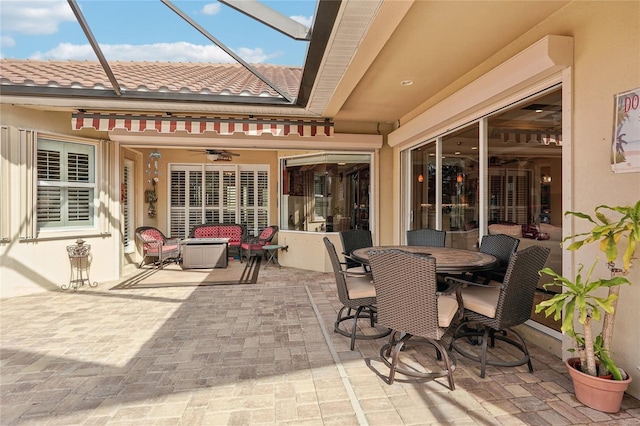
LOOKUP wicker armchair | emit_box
[446,245,550,378]
[339,229,373,272]
[368,249,459,389]
[406,228,446,247]
[240,225,278,262]
[135,226,181,269]
[473,234,520,283]
[323,237,391,350]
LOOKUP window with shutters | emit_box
[37,139,96,229]
[170,164,269,238]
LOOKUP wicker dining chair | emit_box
[406,228,446,247]
[323,237,391,351]
[367,248,459,389]
[339,229,373,272]
[135,226,181,269]
[472,234,520,283]
[446,245,550,378]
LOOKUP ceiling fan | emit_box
[189,149,240,161]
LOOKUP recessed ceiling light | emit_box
[535,109,544,113]
[400,80,414,86]
[471,147,478,150]
[455,151,461,155]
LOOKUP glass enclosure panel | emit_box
[488,89,562,332]
[281,153,371,232]
[409,144,437,230]
[442,125,479,233]
[403,88,562,333]
[441,125,480,250]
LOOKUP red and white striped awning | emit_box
[71,113,333,137]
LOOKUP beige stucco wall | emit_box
[564,1,640,398]
[0,105,120,298]
[390,0,640,398]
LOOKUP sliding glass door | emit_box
[403,88,563,333]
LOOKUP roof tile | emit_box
[0,59,302,98]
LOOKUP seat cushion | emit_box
[345,276,376,299]
[460,284,501,318]
[146,244,179,255]
[437,295,459,327]
[241,242,264,251]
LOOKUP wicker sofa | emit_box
[188,223,246,258]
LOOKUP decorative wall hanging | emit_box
[611,87,640,174]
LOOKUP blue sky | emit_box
[0,0,317,65]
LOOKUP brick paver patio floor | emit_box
[1,264,639,425]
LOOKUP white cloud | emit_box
[0,1,75,35]
[290,15,313,28]
[201,2,221,16]
[1,36,17,48]
[28,41,278,64]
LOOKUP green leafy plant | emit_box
[535,200,639,380]
[536,262,629,379]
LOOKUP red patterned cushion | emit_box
[140,229,164,250]
[146,244,179,255]
[241,242,265,251]
[194,227,220,238]
[193,225,243,244]
[259,227,274,240]
[218,226,242,241]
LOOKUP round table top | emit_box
[351,246,499,274]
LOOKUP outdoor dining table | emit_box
[350,245,499,275]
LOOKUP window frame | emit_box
[36,136,98,231]
[280,152,373,233]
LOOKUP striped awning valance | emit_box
[71,113,334,137]
[499,130,562,145]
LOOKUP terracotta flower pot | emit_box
[566,357,632,413]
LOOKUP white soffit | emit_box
[306,0,387,117]
[388,35,574,147]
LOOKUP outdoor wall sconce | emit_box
[417,174,424,183]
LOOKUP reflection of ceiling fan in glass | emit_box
[190,149,240,161]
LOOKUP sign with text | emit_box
[611,87,640,173]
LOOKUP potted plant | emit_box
[535,200,639,412]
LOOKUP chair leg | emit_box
[479,326,491,378]
[388,338,405,384]
[350,306,366,350]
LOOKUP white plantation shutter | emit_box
[204,170,220,223]
[223,170,237,224]
[170,164,268,238]
[489,169,531,224]
[37,139,95,228]
[123,160,134,253]
[170,169,187,237]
